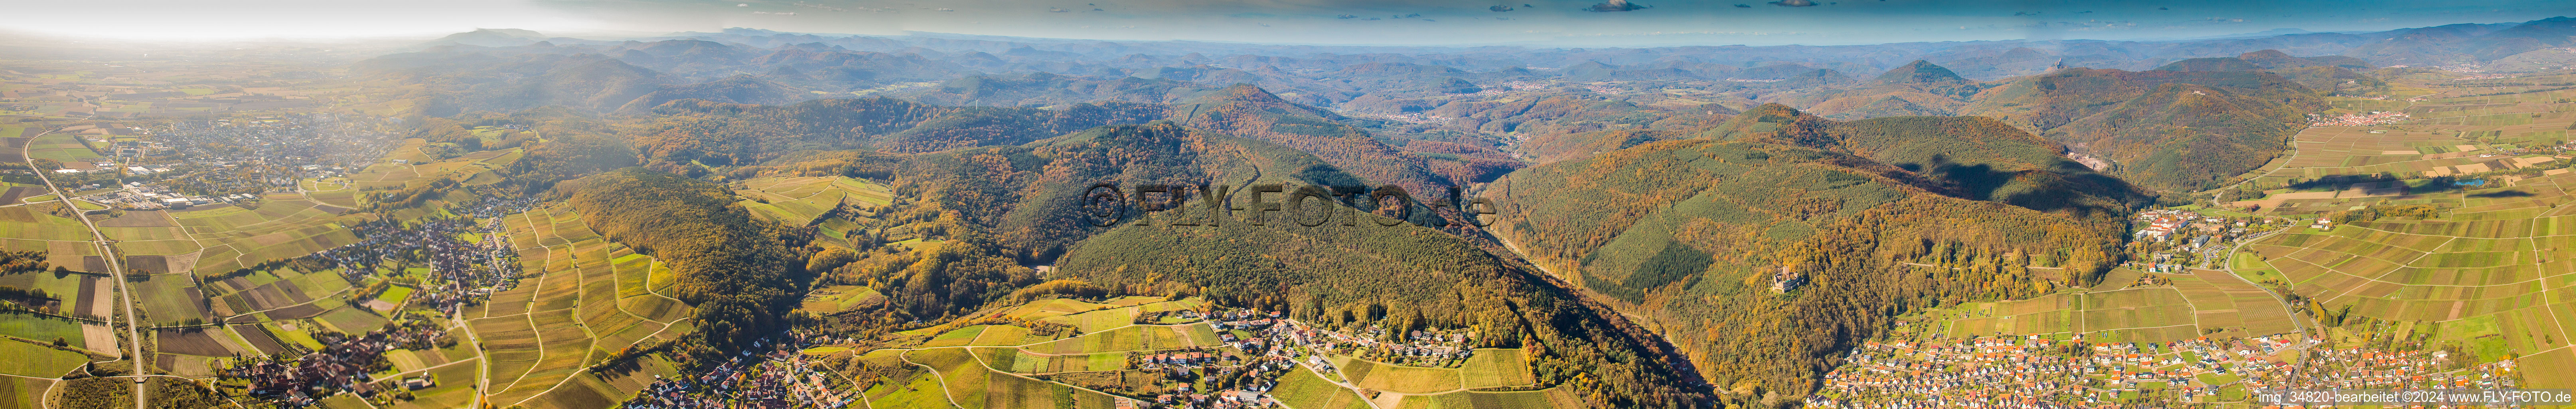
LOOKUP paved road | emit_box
[2217,228,2311,339]
[20,127,148,409]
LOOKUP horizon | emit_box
[5,0,2570,48]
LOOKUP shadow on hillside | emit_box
[1907,154,2143,218]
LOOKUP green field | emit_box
[1460,348,1536,389]
[377,285,415,305]
[0,341,90,377]
[1335,356,1465,393]
[0,316,87,349]
[733,176,894,226]
[1274,367,1373,409]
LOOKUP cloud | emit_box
[1770,0,1818,7]
[1490,5,1513,12]
[1587,0,1648,12]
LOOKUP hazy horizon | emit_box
[7,0,2570,48]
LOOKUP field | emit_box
[163,195,362,275]
[0,341,91,378]
[733,176,894,226]
[1391,387,1585,409]
[2228,72,2576,216]
[2221,72,2576,392]
[797,285,880,314]
[1459,348,1537,389]
[828,300,1250,409]
[732,176,894,244]
[1275,367,1373,409]
[468,203,692,409]
[1911,268,2300,343]
[22,133,101,162]
[849,298,1574,409]
[1334,356,1465,393]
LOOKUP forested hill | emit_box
[1820,114,2152,218]
[896,121,1378,263]
[1485,133,2124,405]
[1957,68,2326,192]
[1057,197,1711,408]
[625,97,1165,173]
[556,168,810,360]
[1165,85,1468,194]
[1755,60,1986,121]
[782,120,1439,329]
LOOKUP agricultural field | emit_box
[0,340,94,378]
[797,285,881,314]
[468,203,692,409]
[2221,72,2576,393]
[1390,387,1585,409]
[1899,268,2300,344]
[732,175,894,226]
[2228,72,2576,216]
[163,194,362,275]
[1458,348,1537,389]
[22,133,102,163]
[2243,191,2576,386]
[820,296,1583,409]
[352,145,523,191]
[731,176,894,244]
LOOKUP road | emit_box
[2215,228,2312,339]
[18,127,149,409]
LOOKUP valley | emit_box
[2,12,2575,409]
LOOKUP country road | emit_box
[20,127,148,409]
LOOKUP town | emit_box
[1808,331,2524,408]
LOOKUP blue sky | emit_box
[11,0,2572,46]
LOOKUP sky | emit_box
[7,0,2571,47]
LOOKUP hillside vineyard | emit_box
[0,6,2574,409]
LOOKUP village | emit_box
[620,331,861,409]
[2307,111,2412,127]
[2127,208,2281,272]
[612,306,1490,409]
[204,195,535,407]
[1124,309,1481,408]
[1807,330,2525,408]
[219,318,455,407]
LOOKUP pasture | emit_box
[732,176,894,226]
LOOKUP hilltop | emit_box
[1959,68,2326,192]
[1487,130,2126,404]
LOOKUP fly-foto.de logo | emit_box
[1080,183,1496,228]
